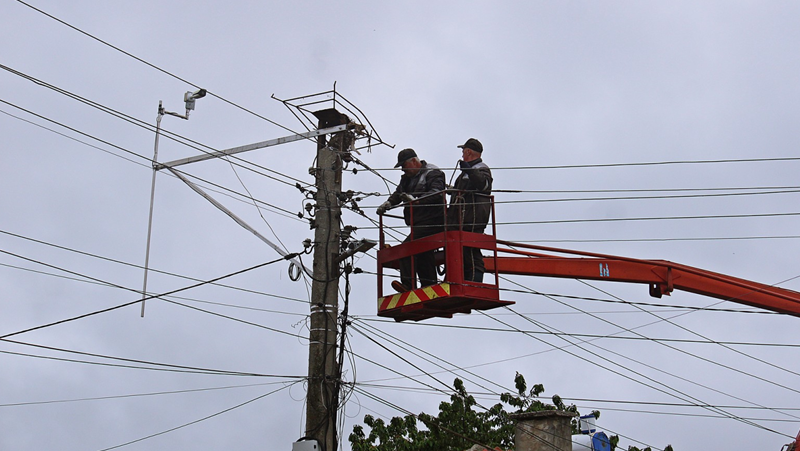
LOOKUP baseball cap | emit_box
[394,148,418,167]
[457,138,483,153]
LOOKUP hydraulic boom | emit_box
[487,240,800,318]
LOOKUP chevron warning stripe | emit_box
[378,283,451,312]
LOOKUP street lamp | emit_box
[141,89,206,317]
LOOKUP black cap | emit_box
[394,148,418,167]
[457,138,483,153]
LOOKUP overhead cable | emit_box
[0,251,292,340]
[0,228,308,304]
[15,0,302,136]
[0,98,302,220]
[0,339,299,378]
[0,380,296,407]
[497,276,800,418]
[0,64,310,189]
[97,382,299,451]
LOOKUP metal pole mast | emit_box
[305,109,348,451]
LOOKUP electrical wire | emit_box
[368,156,800,172]
[0,63,314,193]
[0,380,295,408]
[1,247,311,336]
[0,338,300,377]
[478,305,795,437]
[576,277,800,380]
[0,107,144,166]
[0,255,309,318]
[0,251,292,340]
[0,97,148,162]
[355,317,797,348]
[350,386,504,451]
[360,260,788,433]
[350,320,509,396]
[360,267,789,315]
[355,382,800,413]
[493,276,800,421]
[494,185,800,194]
[352,385,651,451]
[362,211,800,229]
[0,228,308,304]
[2,100,308,221]
[492,187,800,205]
[0,97,304,221]
[97,382,299,451]
[15,0,303,137]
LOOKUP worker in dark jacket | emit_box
[377,148,446,292]
[447,138,493,283]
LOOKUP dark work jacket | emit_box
[447,158,493,233]
[388,161,446,229]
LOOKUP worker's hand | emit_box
[376,201,392,215]
[459,159,470,170]
[399,193,416,203]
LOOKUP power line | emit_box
[576,277,800,383]
[361,211,800,229]
[3,100,308,221]
[477,307,793,437]
[351,320,510,396]
[0,380,296,407]
[0,251,293,340]
[0,97,149,162]
[159,296,309,339]
[97,382,299,451]
[497,276,800,417]
[0,260,309,317]
[490,156,800,170]
[352,381,800,428]
[0,338,300,378]
[492,187,800,205]
[356,317,797,348]
[0,97,304,220]
[352,317,667,449]
[356,383,800,413]
[0,62,314,192]
[0,107,144,166]
[495,185,800,194]
[0,228,308,304]
[496,211,800,226]
[0,251,308,339]
[570,405,800,423]
[359,270,783,315]
[15,0,301,136]
[356,300,800,430]
[350,386,511,451]
[368,186,800,209]
[370,156,800,173]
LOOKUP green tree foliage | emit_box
[349,373,578,451]
[349,373,673,451]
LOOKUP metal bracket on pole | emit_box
[155,124,348,170]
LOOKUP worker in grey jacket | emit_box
[447,138,493,283]
[377,148,446,292]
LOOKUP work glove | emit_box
[399,193,416,203]
[376,201,392,215]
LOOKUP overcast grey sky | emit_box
[2,1,800,450]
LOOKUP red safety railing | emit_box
[377,190,513,321]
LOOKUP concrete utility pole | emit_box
[305,109,350,451]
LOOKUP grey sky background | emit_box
[1,1,799,450]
